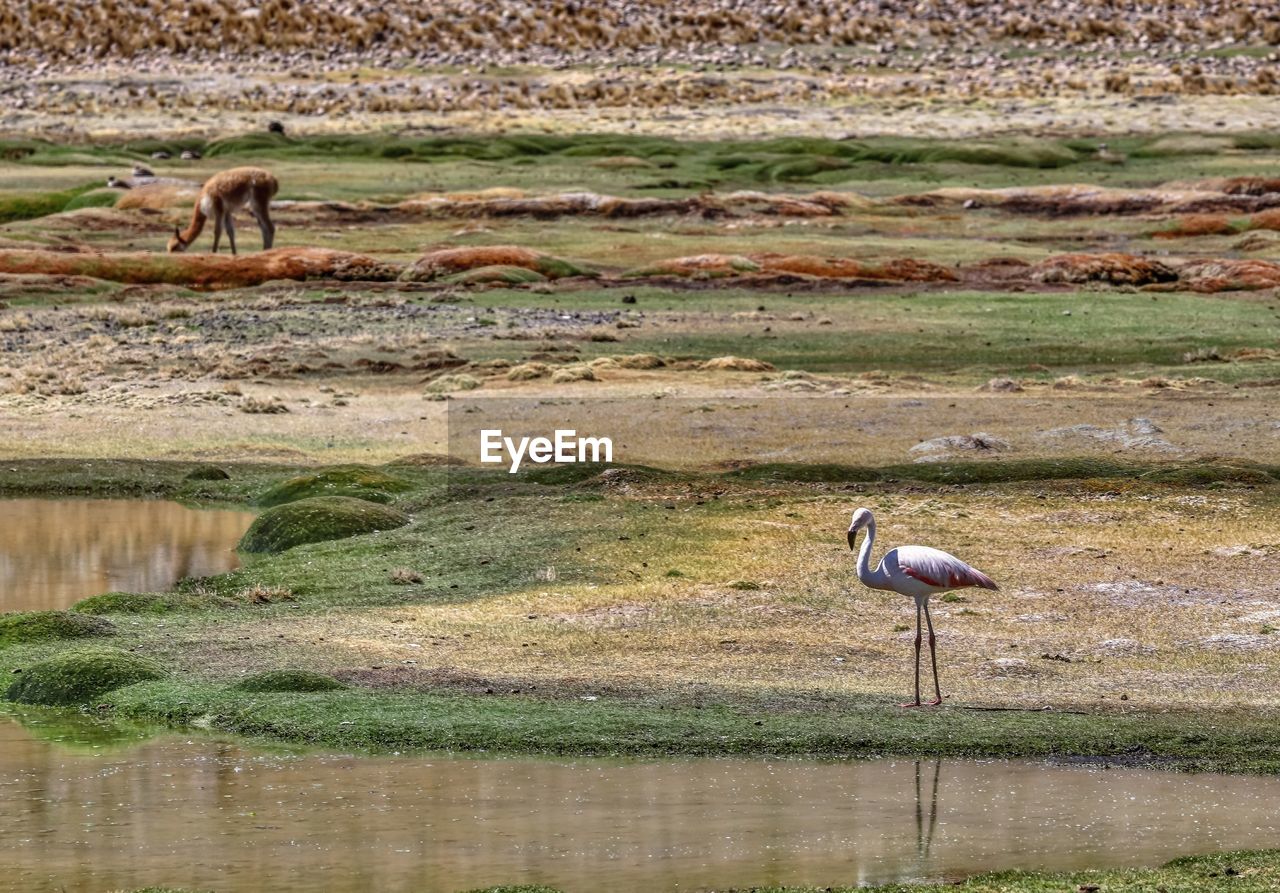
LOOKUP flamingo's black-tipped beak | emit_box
[847,529,857,551]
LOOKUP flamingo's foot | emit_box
[926,697,944,707]
[898,701,923,708]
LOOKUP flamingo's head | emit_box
[847,507,873,550]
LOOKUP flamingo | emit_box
[847,507,998,708]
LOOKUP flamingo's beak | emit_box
[847,529,857,551]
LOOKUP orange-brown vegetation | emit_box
[752,254,957,282]
[1030,253,1179,286]
[1177,259,1280,293]
[1152,214,1236,239]
[0,247,399,289]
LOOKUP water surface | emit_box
[3,712,1278,893]
[0,498,255,612]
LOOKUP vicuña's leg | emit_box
[256,209,275,250]
[224,214,237,256]
[900,602,923,708]
[211,214,222,253]
[924,601,942,706]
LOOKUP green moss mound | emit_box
[530,255,588,279]
[256,466,413,507]
[6,647,167,706]
[61,189,121,211]
[0,183,99,223]
[184,464,231,481]
[238,496,410,553]
[443,264,547,285]
[0,611,115,646]
[231,670,348,693]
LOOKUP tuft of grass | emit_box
[237,583,295,604]
[390,567,423,584]
[0,611,115,647]
[239,396,290,415]
[425,373,481,394]
[7,647,166,706]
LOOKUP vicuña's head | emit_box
[847,507,874,550]
[167,228,188,253]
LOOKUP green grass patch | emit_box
[726,458,1279,487]
[103,681,1280,772]
[230,670,347,693]
[72,591,220,615]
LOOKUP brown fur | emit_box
[168,167,279,255]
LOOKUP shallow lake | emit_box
[4,710,1279,893]
[0,498,256,612]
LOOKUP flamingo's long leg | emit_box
[924,600,942,706]
[901,602,923,707]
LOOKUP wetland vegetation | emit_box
[5,25,1280,885]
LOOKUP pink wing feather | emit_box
[897,545,999,591]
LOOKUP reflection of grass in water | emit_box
[1,703,159,753]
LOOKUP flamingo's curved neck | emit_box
[857,516,887,587]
